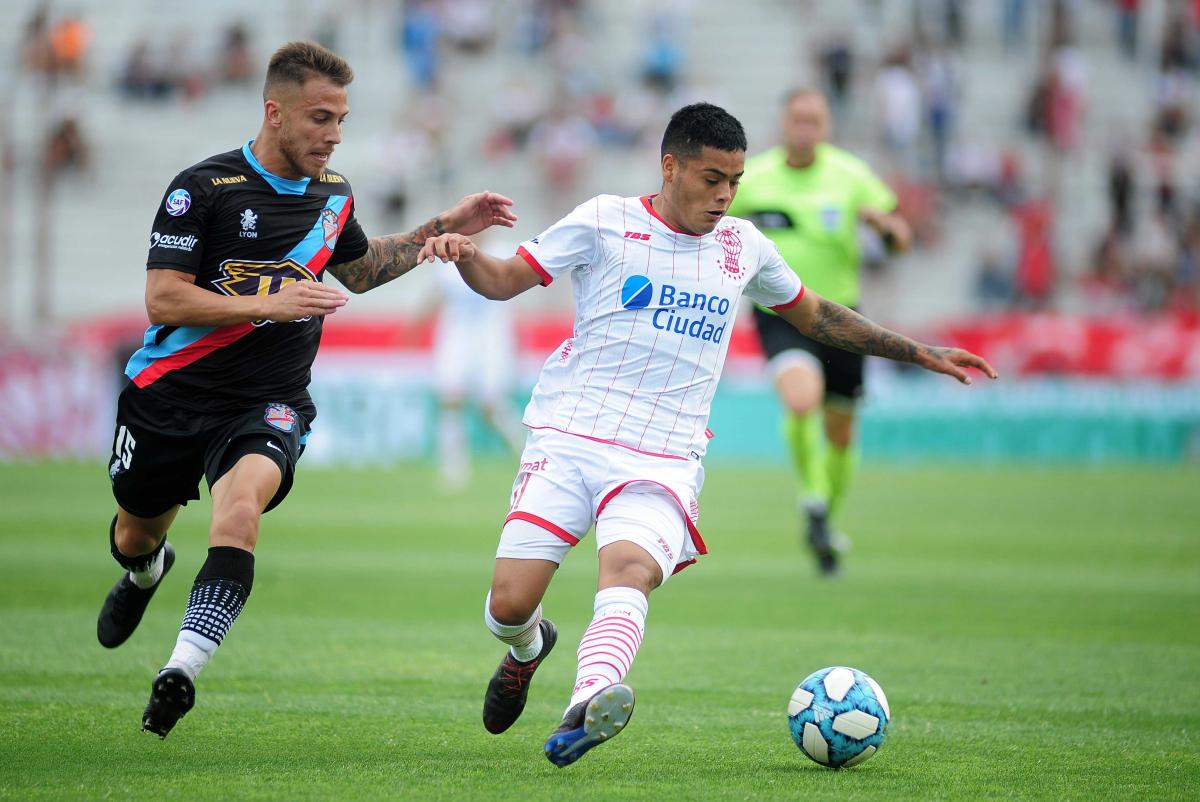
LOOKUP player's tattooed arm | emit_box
[328,191,517,293]
[327,218,444,293]
[781,291,998,384]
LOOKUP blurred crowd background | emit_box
[3,0,1199,463]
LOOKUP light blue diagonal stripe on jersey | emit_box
[242,140,310,196]
[285,195,348,267]
[124,323,215,380]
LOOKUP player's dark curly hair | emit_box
[660,103,747,161]
[264,41,354,100]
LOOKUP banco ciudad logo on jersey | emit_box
[165,189,192,217]
[621,275,653,310]
[620,275,730,343]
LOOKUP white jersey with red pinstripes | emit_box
[516,193,804,460]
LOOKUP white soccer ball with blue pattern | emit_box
[787,666,890,768]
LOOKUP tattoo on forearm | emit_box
[328,217,445,292]
[809,297,923,363]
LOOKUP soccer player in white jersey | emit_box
[418,103,997,767]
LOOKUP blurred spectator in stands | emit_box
[1130,208,1178,311]
[118,38,176,101]
[817,36,854,126]
[216,23,255,86]
[1080,228,1132,316]
[1176,211,1200,310]
[482,75,545,157]
[48,10,90,80]
[20,6,56,75]
[1012,197,1056,308]
[586,89,653,148]
[1002,0,1029,52]
[529,100,596,214]
[441,0,496,54]
[1115,0,1141,61]
[874,45,921,176]
[1049,0,1077,49]
[1026,46,1086,164]
[374,95,451,224]
[20,6,90,82]
[170,32,207,102]
[375,110,437,224]
[1148,115,1180,227]
[919,44,959,184]
[548,13,596,98]
[1153,7,1196,143]
[1107,144,1136,237]
[641,12,684,95]
[42,116,89,177]
[401,0,442,90]
[913,0,967,49]
[975,238,1015,311]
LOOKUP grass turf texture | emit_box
[0,461,1197,801]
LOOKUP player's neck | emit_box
[250,132,304,180]
[650,193,699,236]
[785,147,817,169]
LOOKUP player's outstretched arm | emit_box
[417,233,542,301]
[328,191,517,293]
[779,290,998,384]
[145,267,347,326]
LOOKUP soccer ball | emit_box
[787,666,890,768]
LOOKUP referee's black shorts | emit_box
[752,306,865,404]
[108,383,308,519]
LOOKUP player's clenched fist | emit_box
[419,233,477,264]
[262,279,349,321]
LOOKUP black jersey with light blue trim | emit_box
[126,141,369,419]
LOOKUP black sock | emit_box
[179,547,255,647]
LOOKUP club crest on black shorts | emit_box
[264,403,298,433]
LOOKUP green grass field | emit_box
[1,460,1198,800]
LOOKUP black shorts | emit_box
[753,306,865,403]
[108,384,308,519]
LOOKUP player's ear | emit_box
[662,153,677,183]
[264,99,283,128]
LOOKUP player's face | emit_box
[270,77,349,179]
[782,93,829,158]
[661,147,745,236]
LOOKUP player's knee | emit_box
[487,587,537,625]
[601,560,661,596]
[780,381,822,416]
[113,518,161,558]
[210,497,262,549]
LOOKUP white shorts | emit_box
[496,428,707,583]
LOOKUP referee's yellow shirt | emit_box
[728,143,896,308]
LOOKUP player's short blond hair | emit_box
[263,41,354,100]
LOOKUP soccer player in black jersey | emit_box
[98,41,517,739]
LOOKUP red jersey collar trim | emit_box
[640,194,704,237]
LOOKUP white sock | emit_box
[163,630,217,681]
[568,586,648,710]
[483,592,544,662]
[129,546,166,590]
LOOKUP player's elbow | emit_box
[145,292,184,326]
[145,297,171,326]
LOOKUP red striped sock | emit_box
[568,586,648,709]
